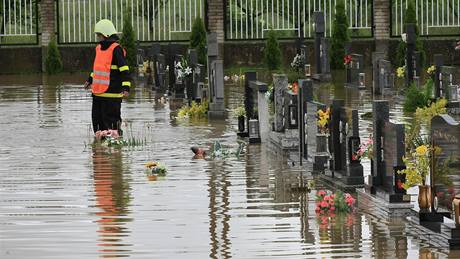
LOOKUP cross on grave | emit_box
[405,24,416,87]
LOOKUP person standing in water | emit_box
[84,19,132,138]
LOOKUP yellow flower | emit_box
[427,65,436,75]
[415,145,428,156]
[434,146,442,156]
[145,161,157,168]
[396,66,405,78]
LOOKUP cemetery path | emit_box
[1,73,459,258]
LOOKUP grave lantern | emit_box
[359,73,365,88]
[288,103,298,128]
[304,64,311,77]
[248,119,260,139]
[450,84,459,101]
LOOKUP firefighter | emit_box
[84,19,132,137]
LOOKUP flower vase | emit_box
[418,185,432,210]
[238,116,245,132]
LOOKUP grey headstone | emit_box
[188,49,198,66]
[372,100,390,187]
[273,74,288,132]
[320,38,330,74]
[207,32,218,57]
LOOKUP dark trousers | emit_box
[92,97,122,133]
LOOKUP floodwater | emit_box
[1,72,459,258]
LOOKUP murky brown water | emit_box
[1,72,460,258]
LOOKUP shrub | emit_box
[190,18,207,66]
[120,13,137,70]
[264,29,282,71]
[403,79,433,113]
[45,38,63,74]
[330,0,350,69]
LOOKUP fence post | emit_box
[40,0,57,72]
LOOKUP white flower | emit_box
[184,67,192,75]
[177,70,183,79]
[175,62,182,69]
[224,76,230,81]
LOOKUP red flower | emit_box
[344,55,352,65]
[320,201,329,208]
[317,190,326,196]
[396,179,404,190]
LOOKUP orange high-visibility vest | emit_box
[92,43,119,94]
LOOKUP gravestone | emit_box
[346,54,365,89]
[173,54,186,98]
[208,60,225,118]
[186,49,198,102]
[372,100,410,202]
[372,52,386,94]
[337,107,364,185]
[431,115,460,213]
[155,54,167,91]
[249,80,269,143]
[273,74,288,132]
[312,12,331,81]
[193,64,205,101]
[168,44,181,94]
[374,58,394,95]
[329,100,344,174]
[242,72,257,138]
[298,79,314,162]
[207,32,219,78]
[434,54,444,98]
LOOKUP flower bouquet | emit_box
[317,108,331,134]
[175,58,193,82]
[287,82,299,95]
[315,190,355,214]
[353,136,373,161]
[343,55,352,67]
[396,66,406,78]
[145,161,167,177]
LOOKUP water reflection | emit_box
[91,145,132,257]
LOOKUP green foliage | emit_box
[45,38,63,75]
[120,13,137,70]
[395,0,425,68]
[177,101,209,119]
[330,0,350,69]
[264,29,282,71]
[190,18,207,66]
[403,79,433,113]
[232,106,246,118]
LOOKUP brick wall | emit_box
[374,0,390,40]
[40,0,56,46]
[207,0,225,43]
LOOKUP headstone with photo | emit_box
[345,54,365,89]
[312,12,331,81]
[273,74,288,132]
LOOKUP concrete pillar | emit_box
[373,0,390,57]
[206,0,225,57]
[40,0,55,46]
[40,0,56,72]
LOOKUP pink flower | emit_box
[320,201,328,208]
[317,190,326,196]
[330,206,335,211]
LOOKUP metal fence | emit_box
[391,0,460,37]
[225,0,373,40]
[0,0,38,45]
[57,0,205,44]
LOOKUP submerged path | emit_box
[0,76,459,258]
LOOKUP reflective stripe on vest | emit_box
[92,43,119,94]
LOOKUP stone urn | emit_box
[418,185,432,210]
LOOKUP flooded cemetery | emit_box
[2,0,460,258]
